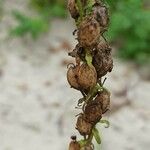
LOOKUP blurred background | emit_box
[0,0,150,150]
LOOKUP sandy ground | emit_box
[0,0,150,150]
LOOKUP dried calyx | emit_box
[67,0,113,149]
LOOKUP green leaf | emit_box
[85,0,95,15]
[92,127,101,144]
[99,119,110,128]
[10,10,48,39]
[85,52,92,67]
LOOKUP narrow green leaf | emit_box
[92,127,101,144]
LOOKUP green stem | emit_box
[76,0,84,25]
[85,49,93,66]
[87,132,94,145]
[85,83,103,103]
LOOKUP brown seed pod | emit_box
[80,144,94,150]
[68,0,79,19]
[78,17,100,48]
[93,3,109,28]
[76,114,93,136]
[69,141,80,150]
[93,40,113,78]
[78,63,97,90]
[84,100,102,124]
[67,65,80,90]
[95,89,110,114]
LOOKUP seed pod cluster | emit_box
[68,0,113,149]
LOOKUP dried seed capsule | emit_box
[69,141,80,150]
[93,40,113,78]
[78,17,100,48]
[76,114,93,136]
[93,4,109,28]
[81,144,93,150]
[68,0,79,19]
[95,89,110,114]
[78,63,97,90]
[67,65,80,90]
[84,100,102,124]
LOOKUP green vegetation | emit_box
[105,0,150,65]
[10,0,150,65]
[10,0,67,39]
[0,0,4,20]
[10,11,48,39]
[30,0,67,18]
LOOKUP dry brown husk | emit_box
[93,40,113,78]
[95,89,110,114]
[69,140,81,150]
[67,65,80,89]
[84,100,102,124]
[78,17,100,48]
[78,63,97,90]
[76,114,93,136]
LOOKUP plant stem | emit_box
[85,49,93,66]
[85,83,103,103]
[76,0,84,25]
